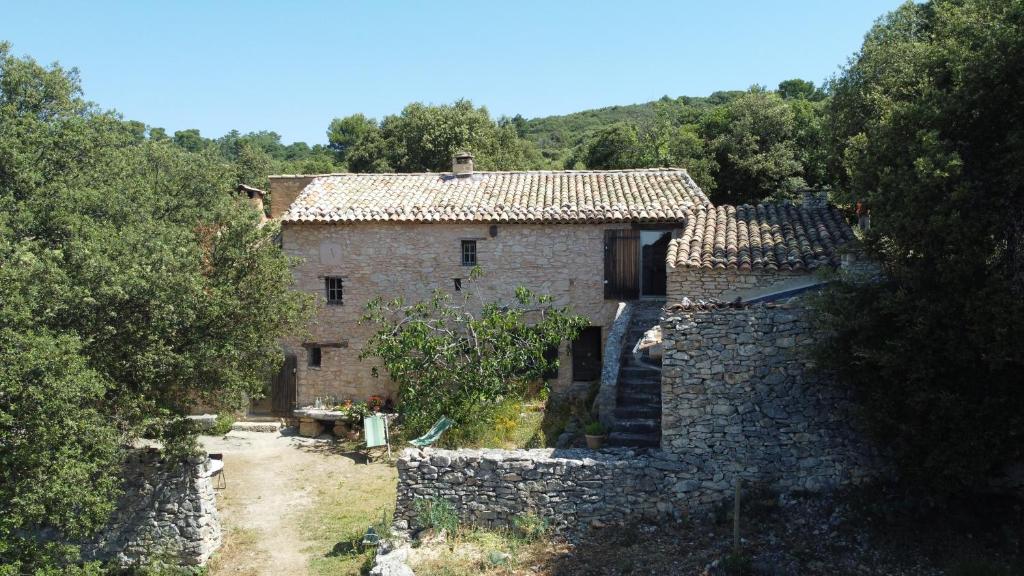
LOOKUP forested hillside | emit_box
[155,80,826,206]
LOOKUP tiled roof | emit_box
[280,169,710,223]
[667,202,855,271]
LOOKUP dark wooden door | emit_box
[271,353,297,417]
[572,327,602,382]
[604,229,640,300]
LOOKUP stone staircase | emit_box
[607,301,664,448]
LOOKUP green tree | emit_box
[0,43,313,571]
[705,87,805,204]
[666,124,718,193]
[583,122,643,169]
[360,273,587,442]
[232,140,273,189]
[817,0,1024,495]
[327,113,380,164]
[171,127,208,152]
[777,78,824,101]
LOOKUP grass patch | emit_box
[408,525,563,576]
[451,398,547,449]
[303,462,398,576]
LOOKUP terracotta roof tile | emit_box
[667,202,855,272]
[281,169,709,224]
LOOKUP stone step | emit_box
[616,390,660,405]
[615,405,661,420]
[620,366,661,379]
[615,418,660,434]
[606,431,660,448]
[230,420,282,433]
[617,384,661,398]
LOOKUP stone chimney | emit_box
[452,151,475,177]
[236,184,269,225]
[268,175,316,219]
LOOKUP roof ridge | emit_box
[270,167,692,178]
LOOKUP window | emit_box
[325,276,343,305]
[461,240,477,266]
[308,346,322,368]
[453,278,462,292]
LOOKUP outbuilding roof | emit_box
[280,168,710,224]
[667,202,855,272]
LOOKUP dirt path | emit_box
[201,430,396,576]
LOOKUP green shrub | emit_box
[209,413,235,436]
[413,497,460,535]
[584,421,606,436]
[511,513,549,542]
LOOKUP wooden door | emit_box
[604,229,640,300]
[271,353,297,417]
[572,327,602,382]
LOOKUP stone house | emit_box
[260,153,855,414]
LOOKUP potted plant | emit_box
[367,395,384,412]
[584,421,607,449]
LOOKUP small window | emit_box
[325,276,343,305]
[461,240,477,266]
[308,346,322,368]
[453,278,462,291]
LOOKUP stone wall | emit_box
[395,447,705,532]
[393,301,880,535]
[660,303,877,491]
[666,267,810,301]
[281,221,635,404]
[83,450,222,568]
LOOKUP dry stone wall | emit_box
[660,304,877,491]
[394,301,880,534]
[83,450,222,568]
[395,448,705,531]
[666,268,809,301]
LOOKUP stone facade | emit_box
[666,268,811,301]
[83,450,222,567]
[660,303,877,491]
[281,221,634,404]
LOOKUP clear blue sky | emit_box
[2,0,903,145]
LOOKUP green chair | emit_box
[409,417,454,447]
[363,414,392,461]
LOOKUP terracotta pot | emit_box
[585,434,606,449]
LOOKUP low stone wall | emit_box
[661,303,877,491]
[395,448,706,532]
[83,449,222,567]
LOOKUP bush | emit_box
[413,498,460,535]
[511,514,549,543]
[584,421,606,436]
[209,413,235,436]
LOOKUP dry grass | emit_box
[304,459,397,576]
[408,528,568,576]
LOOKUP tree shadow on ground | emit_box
[289,437,372,464]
